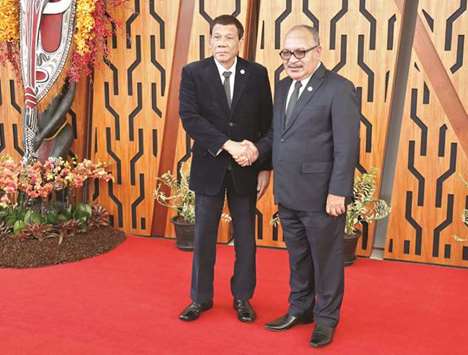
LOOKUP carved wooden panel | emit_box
[161,0,249,242]
[255,0,404,252]
[0,67,24,160]
[385,0,468,267]
[90,1,179,235]
[1,0,467,267]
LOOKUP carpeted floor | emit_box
[0,237,466,355]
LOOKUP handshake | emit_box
[223,140,259,167]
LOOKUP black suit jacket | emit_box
[256,64,360,211]
[179,56,273,196]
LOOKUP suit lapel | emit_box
[282,64,327,136]
[205,57,230,115]
[231,57,249,113]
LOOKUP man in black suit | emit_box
[178,15,273,323]
[252,25,360,347]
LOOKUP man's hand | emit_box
[234,140,259,167]
[326,194,346,217]
[224,140,259,167]
[257,170,271,199]
[223,140,244,157]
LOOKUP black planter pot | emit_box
[171,217,195,251]
[343,231,361,266]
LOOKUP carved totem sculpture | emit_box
[19,0,76,162]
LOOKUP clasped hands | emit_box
[223,140,259,167]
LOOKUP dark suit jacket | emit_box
[256,64,360,211]
[179,56,273,196]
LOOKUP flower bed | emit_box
[0,226,125,268]
[0,154,124,268]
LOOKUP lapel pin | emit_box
[307,86,313,92]
[240,69,245,75]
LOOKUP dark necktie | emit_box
[223,71,232,108]
[285,81,302,127]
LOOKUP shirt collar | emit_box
[294,61,322,87]
[214,56,237,75]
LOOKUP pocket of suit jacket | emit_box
[301,161,333,173]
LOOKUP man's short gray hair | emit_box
[286,25,320,46]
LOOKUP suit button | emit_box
[228,122,235,127]
[280,138,285,142]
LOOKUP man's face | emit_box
[210,24,242,68]
[282,29,321,81]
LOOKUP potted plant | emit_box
[270,169,390,265]
[154,164,195,251]
[154,164,231,251]
[344,168,391,265]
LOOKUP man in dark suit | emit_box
[252,25,360,347]
[178,15,273,323]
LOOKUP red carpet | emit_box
[0,237,466,355]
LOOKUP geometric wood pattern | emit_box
[0,66,24,161]
[159,0,250,243]
[255,0,405,253]
[0,0,466,267]
[89,1,180,235]
[385,0,468,267]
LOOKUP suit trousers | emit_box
[191,172,257,304]
[278,204,345,328]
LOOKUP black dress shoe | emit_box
[233,299,256,322]
[310,324,335,348]
[179,301,213,321]
[265,313,314,331]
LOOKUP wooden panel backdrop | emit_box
[0,66,23,161]
[255,0,404,253]
[385,0,468,267]
[90,1,179,235]
[1,0,467,267]
[158,0,250,243]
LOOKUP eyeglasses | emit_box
[279,45,319,60]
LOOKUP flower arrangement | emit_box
[154,163,230,224]
[345,168,390,235]
[1,156,113,205]
[69,0,127,81]
[154,164,196,224]
[0,0,126,81]
[0,155,19,205]
[0,0,19,43]
[0,0,20,71]
[0,154,113,241]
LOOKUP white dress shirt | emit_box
[213,57,237,156]
[214,57,237,102]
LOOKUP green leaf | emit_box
[73,203,92,220]
[13,220,26,234]
[57,214,69,223]
[24,210,43,225]
[46,211,59,225]
[6,215,17,226]
[0,207,7,219]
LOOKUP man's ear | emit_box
[316,46,322,58]
[208,39,215,54]
[238,37,244,51]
